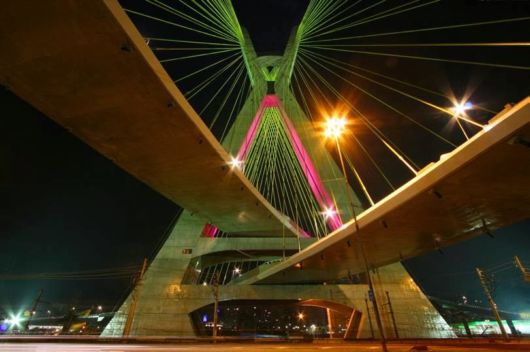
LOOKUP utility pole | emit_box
[385,291,399,339]
[335,138,387,352]
[364,267,387,351]
[24,289,43,331]
[364,297,374,339]
[123,258,148,337]
[476,267,508,340]
[514,256,529,282]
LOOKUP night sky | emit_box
[1,0,530,316]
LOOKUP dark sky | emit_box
[1,0,529,315]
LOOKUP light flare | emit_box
[322,206,337,220]
[228,155,243,170]
[324,116,347,139]
[451,101,473,116]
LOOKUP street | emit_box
[0,342,528,352]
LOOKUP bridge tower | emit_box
[102,10,453,340]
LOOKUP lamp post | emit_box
[325,117,388,351]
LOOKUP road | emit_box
[0,343,528,352]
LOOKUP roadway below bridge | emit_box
[1,340,530,352]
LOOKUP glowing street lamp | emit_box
[233,267,241,275]
[297,312,305,320]
[323,116,350,203]
[8,314,21,328]
[323,112,388,352]
[324,116,347,139]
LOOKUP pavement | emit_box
[0,343,529,352]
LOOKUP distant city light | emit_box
[324,116,347,139]
[233,267,241,274]
[228,156,243,170]
[7,314,21,328]
[97,305,103,311]
[202,282,208,286]
[297,312,305,320]
[520,312,530,319]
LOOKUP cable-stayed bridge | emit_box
[1,0,528,340]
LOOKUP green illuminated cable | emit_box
[307,45,530,71]
[302,0,362,39]
[146,0,237,41]
[301,48,472,141]
[244,107,328,235]
[303,16,530,43]
[219,75,250,142]
[292,62,361,217]
[302,49,481,129]
[306,0,387,41]
[297,54,422,171]
[199,60,246,116]
[174,51,241,83]
[185,55,242,99]
[306,0,440,40]
[297,55,420,173]
[125,9,238,43]
[208,62,247,129]
[292,63,394,193]
[159,48,239,63]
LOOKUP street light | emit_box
[323,115,351,211]
[8,314,21,328]
[324,116,347,139]
[323,114,389,352]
